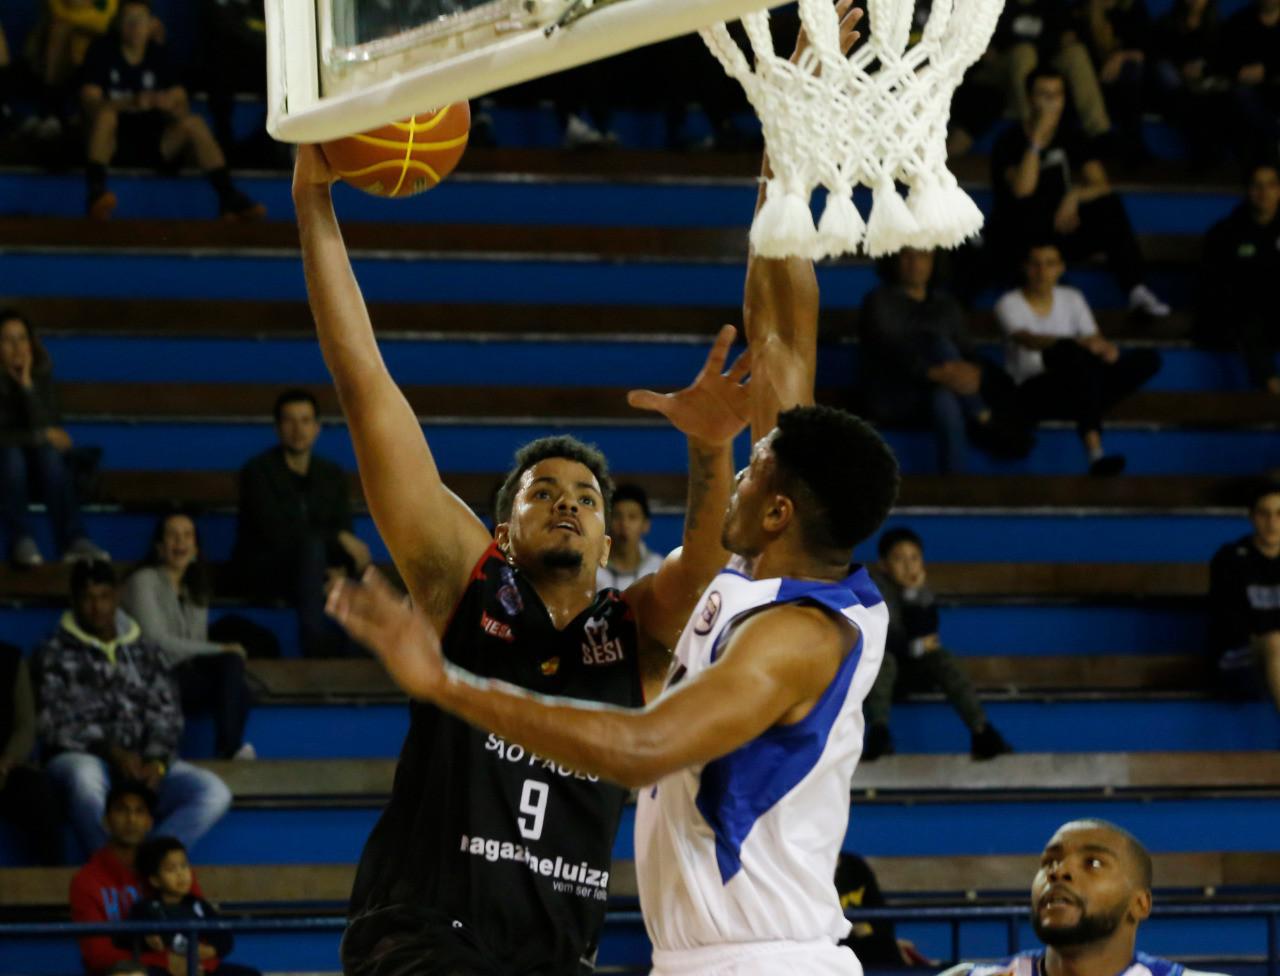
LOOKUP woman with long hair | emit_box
[122,509,255,760]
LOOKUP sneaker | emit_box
[63,537,110,563]
[11,536,44,568]
[971,723,1013,760]
[87,189,117,221]
[1089,454,1127,477]
[1128,283,1170,318]
[563,114,605,149]
[862,722,895,762]
[232,742,257,761]
[219,191,267,222]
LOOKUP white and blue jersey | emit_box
[635,564,887,954]
[941,951,1228,976]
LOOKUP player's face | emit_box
[721,434,779,557]
[505,458,609,575]
[104,794,153,848]
[1030,824,1145,948]
[882,541,926,590]
[152,849,194,899]
[609,501,650,547]
[1251,492,1280,549]
[276,401,320,456]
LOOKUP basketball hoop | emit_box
[701,0,1003,259]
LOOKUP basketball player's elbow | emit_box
[607,717,683,788]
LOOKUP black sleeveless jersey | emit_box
[349,543,645,975]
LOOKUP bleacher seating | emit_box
[2,84,1280,970]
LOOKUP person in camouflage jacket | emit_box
[34,560,230,856]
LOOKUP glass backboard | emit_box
[266,0,784,142]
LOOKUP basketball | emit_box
[321,103,471,198]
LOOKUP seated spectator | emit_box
[1196,163,1280,395]
[836,852,931,966]
[123,511,255,761]
[863,528,1013,761]
[1219,0,1280,167]
[70,780,185,976]
[0,308,108,566]
[0,640,63,864]
[987,0,1111,139]
[1207,481,1280,710]
[35,560,231,857]
[233,389,368,658]
[996,243,1161,476]
[858,248,1030,474]
[31,0,121,138]
[79,0,264,220]
[597,483,665,590]
[127,836,261,976]
[1080,0,1151,161]
[1150,0,1226,170]
[988,69,1169,317]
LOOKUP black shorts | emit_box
[114,111,173,170]
[341,905,504,976]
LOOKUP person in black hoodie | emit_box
[1207,482,1280,709]
[127,836,261,976]
[1197,163,1280,394]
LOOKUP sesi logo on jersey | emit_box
[581,615,625,665]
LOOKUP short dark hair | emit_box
[71,559,117,602]
[769,406,899,553]
[1249,480,1280,512]
[136,836,186,886]
[1024,239,1062,262]
[1025,66,1065,96]
[611,483,651,519]
[494,436,614,523]
[877,526,923,560]
[273,388,319,423]
[1067,819,1153,890]
[105,780,156,816]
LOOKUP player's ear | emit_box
[494,522,512,558]
[1128,887,1152,924]
[600,534,612,568]
[762,493,794,535]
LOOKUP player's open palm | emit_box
[327,568,447,701]
[627,324,751,446]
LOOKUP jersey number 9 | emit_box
[518,780,549,841]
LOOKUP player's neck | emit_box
[1043,934,1137,976]
[752,540,849,583]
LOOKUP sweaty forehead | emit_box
[520,457,600,492]
[1044,824,1125,860]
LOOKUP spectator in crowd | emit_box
[1220,0,1280,166]
[995,243,1161,476]
[1150,0,1225,169]
[1207,481,1280,710]
[836,852,932,966]
[198,0,271,167]
[597,483,665,590]
[858,248,1030,474]
[31,0,121,138]
[127,836,262,976]
[942,820,1190,976]
[1080,0,1151,161]
[123,511,256,761]
[0,640,63,864]
[0,308,108,567]
[70,780,179,976]
[986,0,1112,139]
[863,528,1013,761]
[79,0,264,220]
[35,560,231,856]
[989,69,1170,317]
[1197,162,1280,394]
[233,389,368,658]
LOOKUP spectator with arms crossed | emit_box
[941,819,1226,976]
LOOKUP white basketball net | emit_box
[701,0,1003,259]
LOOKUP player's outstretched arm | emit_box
[743,0,863,442]
[327,569,853,788]
[624,326,750,686]
[293,147,492,628]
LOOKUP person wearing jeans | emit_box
[0,309,108,566]
[34,560,230,857]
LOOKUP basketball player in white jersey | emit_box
[941,820,1227,976]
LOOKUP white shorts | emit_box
[650,939,863,976]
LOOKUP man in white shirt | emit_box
[994,242,1160,476]
[596,483,667,591]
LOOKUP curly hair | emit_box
[493,435,614,524]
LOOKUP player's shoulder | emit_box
[1130,951,1228,976]
[938,953,1038,976]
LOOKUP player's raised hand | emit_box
[327,568,447,701]
[790,0,864,66]
[627,324,751,446]
[292,144,339,194]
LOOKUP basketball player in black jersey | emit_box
[293,149,755,975]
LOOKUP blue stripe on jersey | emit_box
[1136,952,1184,976]
[995,952,1184,976]
[693,630,865,884]
[775,567,883,616]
